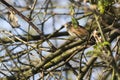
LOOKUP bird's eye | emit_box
[66,23,69,26]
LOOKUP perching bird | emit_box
[63,22,89,38]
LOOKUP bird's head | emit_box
[63,22,73,29]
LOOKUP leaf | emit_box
[97,0,112,14]
[71,17,78,28]
[88,41,110,56]
[8,11,20,28]
[98,0,105,14]
[102,41,110,46]
[70,5,75,16]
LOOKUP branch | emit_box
[77,56,97,80]
[0,0,42,35]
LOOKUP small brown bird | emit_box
[63,22,89,38]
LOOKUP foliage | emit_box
[0,0,120,80]
[97,0,112,14]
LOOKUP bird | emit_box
[63,22,89,38]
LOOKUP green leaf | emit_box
[102,41,110,46]
[71,17,78,28]
[98,0,105,14]
[97,0,112,14]
[88,41,110,56]
[70,6,75,16]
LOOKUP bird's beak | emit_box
[61,25,65,28]
[63,24,68,28]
